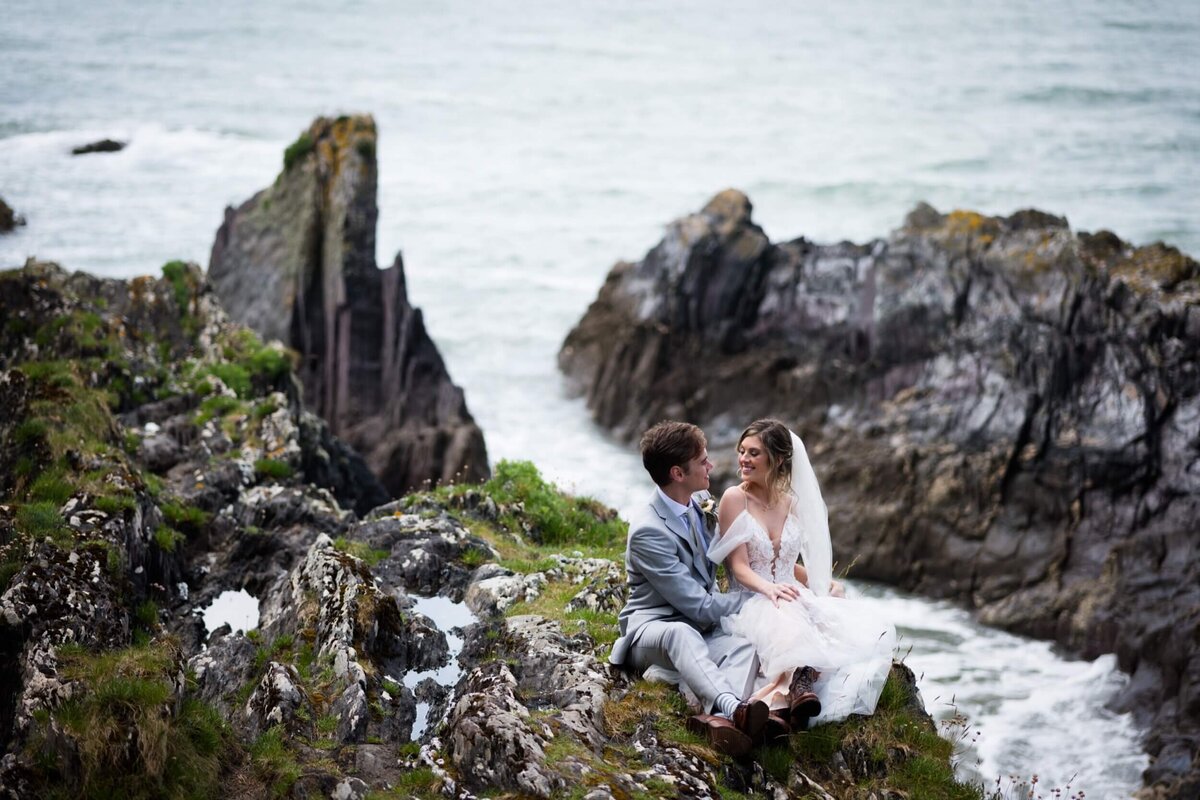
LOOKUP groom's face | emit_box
[678,449,713,493]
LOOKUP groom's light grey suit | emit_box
[610,489,758,712]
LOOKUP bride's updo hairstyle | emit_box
[739,418,793,499]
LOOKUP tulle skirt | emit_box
[721,583,896,723]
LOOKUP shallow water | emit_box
[200,588,260,635]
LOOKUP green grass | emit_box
[33,642,231,800]
[254,458,294,480]
[249,727,301,797]
[332,536,389,566]
[475,460,626,550]
[16,501,72,544]
[283,131,314,171]
[161,260,192,314]
[153,525,185,553]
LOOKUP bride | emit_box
[707,418,896,730]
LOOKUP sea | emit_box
[4,1,1197,796]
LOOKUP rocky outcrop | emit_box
[0,197,24,233]
[0,256,972,799]
[561,190,1200,797]
[70,138,125,155]
[207,115,489,496]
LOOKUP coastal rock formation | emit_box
[208,115,488,496]
[0,197,24,232]
[0,258,978,799]
[560,190,1200,797]
[70,138,125,155]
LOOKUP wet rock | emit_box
[0,196,25,232]
[70,138,125,155]
[561,191,1200,792]
[208,115,489,496]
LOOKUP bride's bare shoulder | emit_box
[720,484,746,504]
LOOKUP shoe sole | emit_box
[789,696,822,731]
[687,716,753,757]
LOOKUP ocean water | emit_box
[4,0,1195,795]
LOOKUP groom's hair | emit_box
[640,421,706,487]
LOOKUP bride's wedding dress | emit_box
[705,431,897,724]
[711,502,897,723]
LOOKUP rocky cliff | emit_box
[560,190,1200,798]
[0,259,971,799]
[208,115,488,496]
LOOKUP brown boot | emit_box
[687,714,753,757]
[788,666,821,731]
[762,712,791,746]
[731,699,770,740]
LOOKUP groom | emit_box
[609,421,777,756]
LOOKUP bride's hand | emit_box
[764,583,799,607]
[829,579,846,598]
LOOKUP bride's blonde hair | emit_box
[738,418,793,502]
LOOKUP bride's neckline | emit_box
[731,507,789,560]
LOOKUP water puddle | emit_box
[394,593,478,739]
[200,589,260,634]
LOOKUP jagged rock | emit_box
[258,535,449,679]
[355,505,496,598]
[444,660,560,797]
[331,680,369,744]
[187,632,260,721]
[463,564,546,617]
[561,190,1200,795]
[207,115,489,496]
[0,197,25,232]
[245,661,313,739]
[70,138,124,155]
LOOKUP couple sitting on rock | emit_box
[610,419,896,755]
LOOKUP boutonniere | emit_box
[699,496,718,532]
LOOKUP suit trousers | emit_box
[627,620,758,714]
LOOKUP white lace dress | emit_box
[713,508,897,723]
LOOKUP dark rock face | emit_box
[208,115,489,496]
[70,138,125,155]
[0,197,25,233]
[561,190,1200,797]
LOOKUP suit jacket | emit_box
[609,489,748,666]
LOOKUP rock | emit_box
[70,138,125,155]
[245,661,313,739]
[444,660,559,797]
[0,196,25,232]
[463,565,546,617]
[561,191,1200,794]
[207,115,489,496]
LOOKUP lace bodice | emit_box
[724,509,804,585]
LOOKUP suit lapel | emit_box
[650,492,713,588]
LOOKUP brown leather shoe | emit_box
[731,699,770,740]
[763,712,791,746]
[687,714,753,757]
[788,666,822,731]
